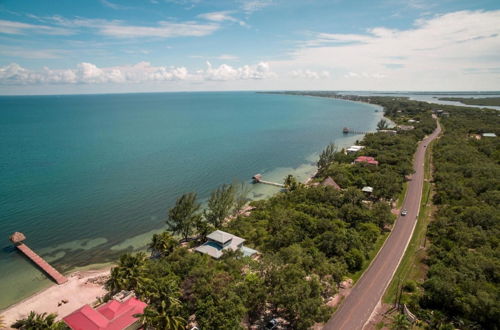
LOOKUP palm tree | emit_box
[391,313,411,330]
[136,302,186,330]
[106,252,148,293]
[0,315,5,329]
[11,312,68,329]
[148,232,177,257]
[136,276,185,329]
[377,119,390,130]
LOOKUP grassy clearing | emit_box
[383,138,436,304]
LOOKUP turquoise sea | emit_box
[0,92,382,309]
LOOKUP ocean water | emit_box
[0,92,382,309]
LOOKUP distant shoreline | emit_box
[437,96,500,107]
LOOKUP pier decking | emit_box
[252,174,285,188]
[342,127,372,135]
[9,232,68,285]
[16,243,68,284]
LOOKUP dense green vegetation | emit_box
[404,106,499,329]
[11,312,68,330]
[438,97,500,106]
[101,94,441,329]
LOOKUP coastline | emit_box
[0,93,383,315]
[0,266,112,328]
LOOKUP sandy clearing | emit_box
[0,268,110,329]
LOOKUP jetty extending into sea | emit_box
[9,232,68,285]
[252,174,285,188]
[342,127,373,135]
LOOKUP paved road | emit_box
[324,120,441,330]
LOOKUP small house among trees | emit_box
[321,177,341,190]
[346,145,365,153]
[63,292,147,330]
[354,156,379,166]
[194,230,258,259]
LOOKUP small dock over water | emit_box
[343,127,372,135]
[252,174,285,188]
[9,232,68,285]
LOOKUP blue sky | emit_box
[1,0,500,94]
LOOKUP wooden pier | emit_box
[252,174,285,188]
[9,232,68,285]
[342,127,372,135]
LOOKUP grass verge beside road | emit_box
[396,182,408,209]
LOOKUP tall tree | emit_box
[284,174,300,191]
[232,181,250,216]
[148,232,177,258]
[204,184,235,228]
[136,276,186,330]
[12,312,68,330]
[317,143,337,172]
[136,301,186,330]
[377,119,390,130]
[194,217,215,241]
[168,192,201,241]
[106,252,148,293]
[267,264,331,329]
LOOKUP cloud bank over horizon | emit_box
[1,2,500,93]
[0,61,275,85]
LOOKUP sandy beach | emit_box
[0,268,111,329]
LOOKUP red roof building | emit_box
[354,156,379,165]
[63,297,147,330]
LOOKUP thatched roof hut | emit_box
[10,232,26,244]
[252,174,262,183]
[321,177,341,190]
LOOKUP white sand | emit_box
[0,268,110,329]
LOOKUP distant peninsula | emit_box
[438,96,500,106]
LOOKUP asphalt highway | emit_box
[324,120,441,330]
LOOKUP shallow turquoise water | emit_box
[0,92,381,308]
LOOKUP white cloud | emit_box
[198,11,246,26]
[343,72,386,79]
[0,19,73,35]
[0,62,188,85]
[271,10,500,90]
[99,0,127,10]
[0,47,67,59]
[0,61,275,85]
[202,61,275,81]
[290,69,330,79]
[190,54,239,60]
[216,54,239,60]
[97,21,219,38]
[240,0,273,14]
[16,16,220,39]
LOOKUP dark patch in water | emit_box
[2,245,16,253]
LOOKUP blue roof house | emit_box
[194,230,258,259]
